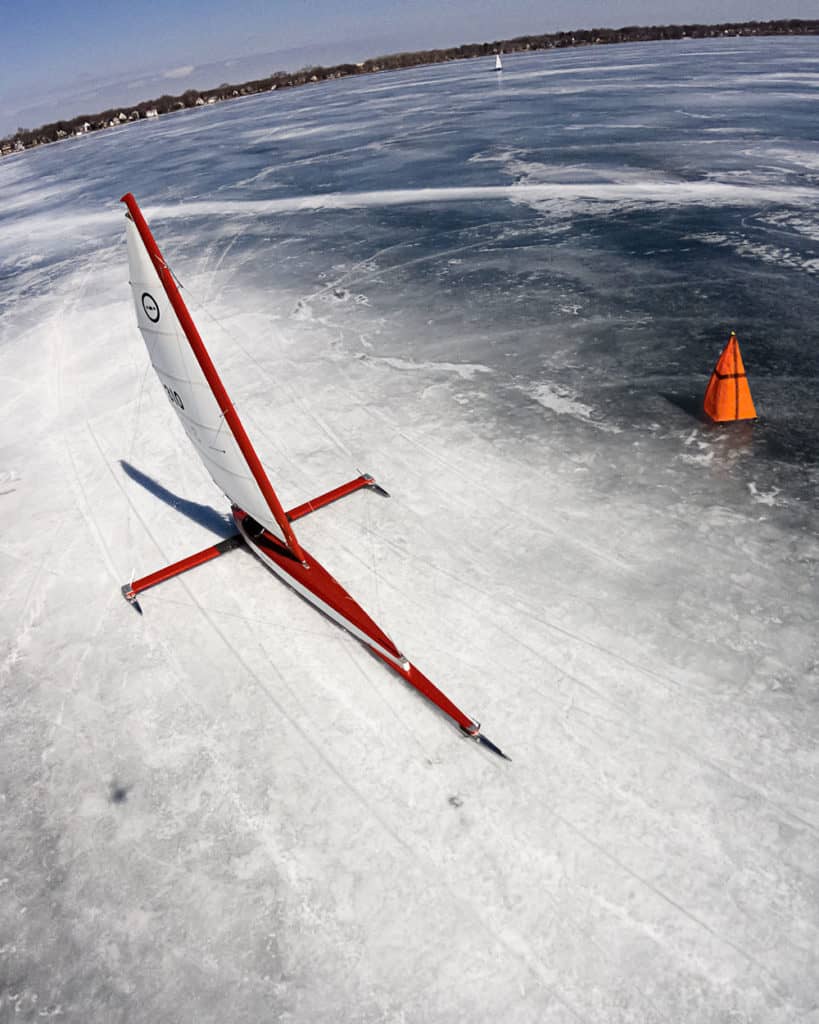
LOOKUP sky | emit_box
[0,0,815,136]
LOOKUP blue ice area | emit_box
[0,36,817,1023]
[2,36,817,512]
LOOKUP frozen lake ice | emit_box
[1,35,817,1023]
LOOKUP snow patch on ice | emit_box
[679,449,716,466]
[748,481,782,506]
[500,62,664,83]
[678,431,716,465]
[4,176,815,265]
[562,123,651,132]
[244,124,359,143]
[762,210,819,242]
[365,355,492,380]
[687,232,819,275]
[524,382,620,432]
[141,181,819,222]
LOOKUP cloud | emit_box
[163,65,195,80]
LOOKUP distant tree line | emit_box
[3,19,817,156]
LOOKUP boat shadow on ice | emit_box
[119,460,235,535]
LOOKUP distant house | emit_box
[145,108,159,119]
[195,97,205,106]
[117,112,127,122]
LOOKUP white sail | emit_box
[124,211,292,546]
[495,53,503,71]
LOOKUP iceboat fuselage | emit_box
[232,505,406,668]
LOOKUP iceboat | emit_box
[120,193,508,760]
[495,53,503,72]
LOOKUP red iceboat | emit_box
[120,192,508,760]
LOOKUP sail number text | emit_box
[164,385,185,410]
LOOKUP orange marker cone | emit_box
[703,331,757,422]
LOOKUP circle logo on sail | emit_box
[141,292,160,322]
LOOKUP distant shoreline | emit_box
[3,19,817,158]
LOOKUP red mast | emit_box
[121,192,308,564]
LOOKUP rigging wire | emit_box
[127,360,151,462]
[174,266,360,474]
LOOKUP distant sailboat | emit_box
[495,52,503,72]
[119,192,509,760]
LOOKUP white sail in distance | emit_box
[122,197,304,558]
